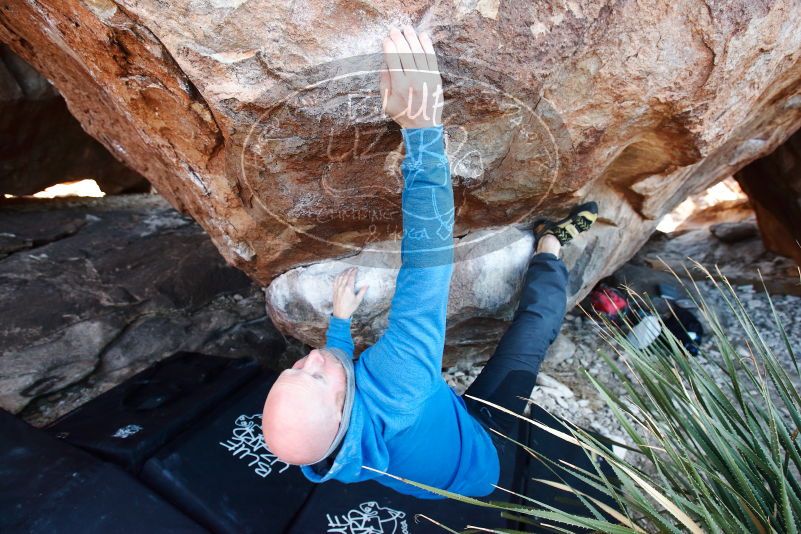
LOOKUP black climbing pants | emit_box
[463,252,569,489]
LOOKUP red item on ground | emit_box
[589,285,629,319]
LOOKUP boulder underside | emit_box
[2,1,801,359]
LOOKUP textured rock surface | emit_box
[266,228,535,365]
[0,45,149,196]
[632,217,801,296]
[736,128,801,265]
[0,195,286,423]
[446,200,801,450]
[2,1,801,343]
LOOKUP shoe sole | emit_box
[534,201,599,237]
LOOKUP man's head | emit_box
[262,348,348,465]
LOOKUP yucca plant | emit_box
[379,265,801,533]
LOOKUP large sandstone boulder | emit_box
[2,1,801,357]
[266,228,535,367]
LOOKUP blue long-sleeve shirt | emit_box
[301,125,500,498]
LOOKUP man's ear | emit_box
[334,390,346,422]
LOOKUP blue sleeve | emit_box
[357,125,454,412]
[325,315,354,357]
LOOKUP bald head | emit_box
[262,349,347,465]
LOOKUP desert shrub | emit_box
[389,268,801,533]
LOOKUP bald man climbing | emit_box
[262,25,598,499]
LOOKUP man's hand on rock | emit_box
[380,25,443,129]
[332,267,368,320]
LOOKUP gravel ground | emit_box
[443,279,801,462]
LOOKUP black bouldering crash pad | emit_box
[141,372,316,533]
[48,352,261,472]
[520,406,622,532]
[289,477,514,533]
[0,409,204,533]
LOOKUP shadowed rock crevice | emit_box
[0,46,149,196]
[736,127,801,266]
[0,211,87,260]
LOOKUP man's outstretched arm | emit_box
[358,26,454,413]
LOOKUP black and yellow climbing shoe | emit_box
[537,201,598,246]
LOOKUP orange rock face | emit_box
[2,0,800,302]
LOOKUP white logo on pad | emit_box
[219,414,290,478]
[326,501,409,534]
[112,424,143,439]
